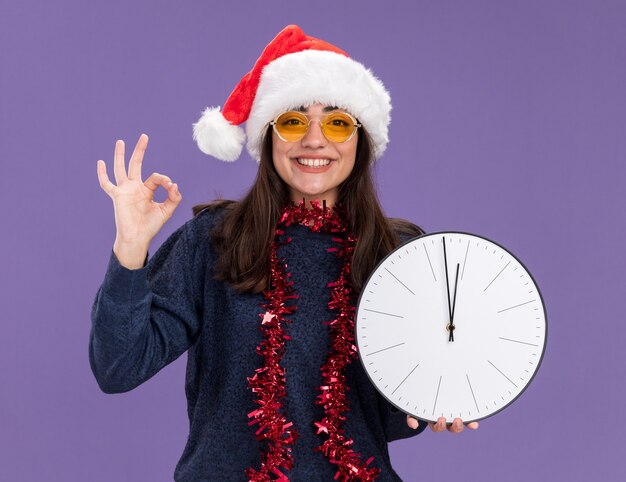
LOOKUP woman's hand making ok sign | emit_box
[96,134,182,269]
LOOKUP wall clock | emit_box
[355,232,547,423]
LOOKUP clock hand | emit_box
[442,237,453,341]
[449,263,460,342]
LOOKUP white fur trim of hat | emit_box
[193,25,391,162]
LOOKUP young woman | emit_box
[92,25,478,482]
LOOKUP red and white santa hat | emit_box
[192,25,392,162]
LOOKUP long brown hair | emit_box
[192,126,424,294]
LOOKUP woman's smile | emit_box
[292,156,334,172]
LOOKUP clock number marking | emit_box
[423,244,437,281]
[483,261,511,292]
[392,363,420,395]
[497,299,536,313]
[487,360,518,388]
[461,239,470,280]
[499,337,539,347]
[432,375,442,416]
[466,374,480,413]
[365,342,406,357]
[384,268,416,296]
[362,308,404,318]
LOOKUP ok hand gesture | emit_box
[96,134,182,267]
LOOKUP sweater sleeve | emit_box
[89,219,204,394]
[377,391,428,443]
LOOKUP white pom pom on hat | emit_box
[193,25,392,162]
[193,107,246,162]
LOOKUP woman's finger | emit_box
[113,139,127,185]
[429,417,447,432]
[406,415,419,430]
[448,418,464,433]
[97,160,116,196]
[161,182,182,219]
[144,172,173,193]
[466,421,479,430]
[128,133,148,181]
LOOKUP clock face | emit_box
[355,232,547,423]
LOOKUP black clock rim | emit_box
[354,230,549,424]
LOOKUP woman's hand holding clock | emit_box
[96,134,183,269]
[406,415,480,433]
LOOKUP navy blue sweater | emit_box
[89,207,426,481]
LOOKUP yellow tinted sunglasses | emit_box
[269,110,361,143]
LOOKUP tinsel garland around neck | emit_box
[245,200,381,481]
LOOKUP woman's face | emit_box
[272,103,358,206]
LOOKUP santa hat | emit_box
[193,25,392,162]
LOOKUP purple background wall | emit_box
[1,1,624,480]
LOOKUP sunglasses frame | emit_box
[269,110,362,143]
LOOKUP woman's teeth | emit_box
[296,158,331,168]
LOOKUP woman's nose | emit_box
[300,120,328,148]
